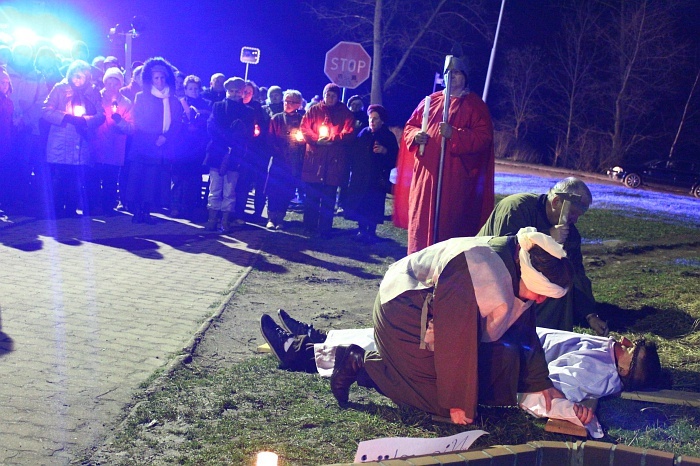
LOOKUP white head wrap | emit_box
[517,227,568,299]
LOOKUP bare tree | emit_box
[668,67,700,159]
[595,0,685,167]
[496,47,546,141]
[307,0,493,105]
[546,1,603,168]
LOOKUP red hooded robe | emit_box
[394,90,495,254]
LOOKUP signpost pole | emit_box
[245,63,249,81]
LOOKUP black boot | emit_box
[259,314,295,368]
[278,309,326,344]
[331,344,366,404]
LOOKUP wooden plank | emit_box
[544,418,587,437]
[621,389,700,407]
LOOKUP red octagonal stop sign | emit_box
[324,41,372,89]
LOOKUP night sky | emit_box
[3,0,700,127]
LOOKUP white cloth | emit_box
[517,227,568,299]
[378,236,531,343]
[537,327,622,402]
[518,394,604,438]
[314,329,377,378]
[150,86,171,133]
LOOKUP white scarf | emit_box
[151,86,171,133]
[517,227,568,299]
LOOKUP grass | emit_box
[89,199,700,465]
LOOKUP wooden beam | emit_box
[621,389,700,407]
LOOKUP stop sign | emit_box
[324,41,372,89]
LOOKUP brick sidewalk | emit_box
[0,212,266,465]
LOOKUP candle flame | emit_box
[256,451,278,466]
[73,105,86,117]
[318,124,329,139]
[294,129,304,142]
[254,124,261,137]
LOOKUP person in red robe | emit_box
[397,58,495,254]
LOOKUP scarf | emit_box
[151,86,171,133]
[517,227,568,299]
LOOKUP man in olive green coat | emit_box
[478,177,608,336]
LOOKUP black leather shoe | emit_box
[278,309,326,344]
[330,344,365,404]
[260,314,294,367]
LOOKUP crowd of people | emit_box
[0,43,398,241]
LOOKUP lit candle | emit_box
[256,451,278,466]
[419,95,431,156]
[73,105,86,117]
[111,101,118,113]
[294,129,304,142]
[254,124,261,137]
[318,124,329,139]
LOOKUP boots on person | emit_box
[220,211,232,233]
[330,344,367,404]
[205,209,220,231]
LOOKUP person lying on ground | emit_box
[262,228,593,425]
[262,312,663,405]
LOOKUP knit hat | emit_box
[103,67,124,86]
[367,104,388,123]
[323,83,341,98]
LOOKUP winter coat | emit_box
[204,98,254,171]
[94,92,134,166]
[42,81,105,165]
[128,90,184,165]
[300,101,355,186]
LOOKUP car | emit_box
[607,158,700,198]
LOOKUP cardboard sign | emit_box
[354,430,487,463]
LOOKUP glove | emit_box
[111,113,122,123]
[64,114,87,129]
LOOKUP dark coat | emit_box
[300,101,355,186]
[128,90,184,165]
[204,98,254,172]
[345,125,399,224]
[477,193,595,330]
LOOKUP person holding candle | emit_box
[93,67,134,216]
[234,80,271,224]
[126,57,183,224]
[397,56,495,254]
[266,89,306,230]
[299,83,355,238]
[42,59,105,218]
[344,104,399,242]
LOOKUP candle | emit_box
[73,105,86,117]
[294,129,304,142]
[256,451,278,466]
[111,101,118,113]
[318,124,329,139]
[254,124,261,137]
[419,95,431,156]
